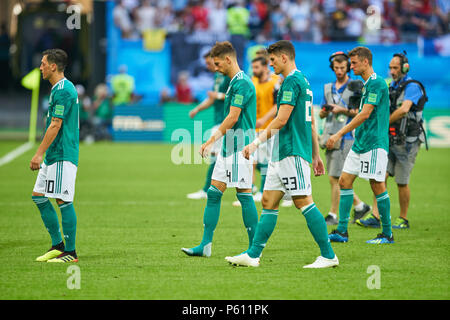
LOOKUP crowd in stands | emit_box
[113,0,449,44]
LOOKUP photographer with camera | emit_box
[357,52,427,230]
[319,52,371,225]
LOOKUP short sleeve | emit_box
[52,90,72,119]
[230,80,251,109]
[278,77,298,106]
[403,82,423,105]
[364,81,382,106]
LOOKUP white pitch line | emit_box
[0,142,34,167]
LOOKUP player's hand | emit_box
[199,142,211,158]
[30,153,42,171]
[242,143,257,160]
[326,134,339,150]
[189,108,198,119]
[312,156,325,176]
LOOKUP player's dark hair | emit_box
[267,40,295,60]
[210,41,236,58]
[42,48,68,72]
[251,56,268,66]
[203,50,212,59]
[348,46,373,66]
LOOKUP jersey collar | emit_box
[230,70,243,84]
[51,77,67,90]
[287,69,299,78]
[363,73,376,86]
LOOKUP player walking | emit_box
[187,50,230,200]
[182,41,258,257]
[31,49,80,262]
[326,46,394,244]
[225,40,338,268]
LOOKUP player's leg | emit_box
[366,179,394,244]
[329,149,359,241]
[234,151,259,248]
[363,149,393,244]
[235,187,258,250]
[47,161,79,262]
[32,162,64,262]
[225,190,284,267]
[47,199,78,263]
[182,179,226,257]
[336,171,357,233]
[225,160,283,267]
[292,195,338,268]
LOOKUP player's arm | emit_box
[243,104,293,159]
[200,106,241,157]
[30,117,63,170]
[189,95,215,119]
[325,103,374,150]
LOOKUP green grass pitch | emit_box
[0,141,449,300]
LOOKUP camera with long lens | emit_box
[347,80,364,109]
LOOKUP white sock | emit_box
[354,202,365,211]
[328,212,337,219]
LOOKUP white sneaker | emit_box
[181,243,212,257]
[232,200,241,207]
[303,255,339,269]
[281,200,293,207]
[187,189,207,200]
[225,253,260,267]
[253,192,262,202]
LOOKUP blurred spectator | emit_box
[111,0,449,45]
[395,0,423,42]
[288,0,312,41]
[269,4,288,40]
[175,71,194,103]
[248,0,269,40]
[329,0,350,41]
[91,84,113,141]
[322,0,337,15]
[76,84,95,142]
[226,1,250,38]
[113,0,139,39]
[208,0,228,34]
[111,65,138,106]
[421,1,448,38]
[346,0,366,41]
[311,2,326,43]
[191,0,210,31]
[135,0,156,34]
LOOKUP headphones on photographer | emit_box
[329,51,351,73]
[393,51,410,74]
